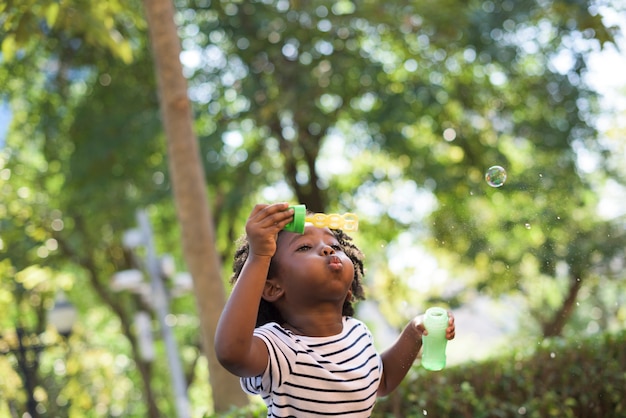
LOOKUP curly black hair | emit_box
[230,228,366,327]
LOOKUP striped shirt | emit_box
[241,317,382,417]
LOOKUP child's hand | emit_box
[413,311,456,340]
[445,311,456,340]
[246,203,294,258]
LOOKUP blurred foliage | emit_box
[203,401,267,418]
[177,0,626,329]
[1,0,625,415]
[0,0,139,63]
[373,330,626,417]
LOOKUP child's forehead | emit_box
[278,226,337,245]
[303,224,336,236]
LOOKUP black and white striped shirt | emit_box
[241,317,382,417]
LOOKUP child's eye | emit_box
[331,244,343,251]
[296,245,312,252]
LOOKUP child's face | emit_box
[271,226,355,309]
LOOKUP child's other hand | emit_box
[246,203,294,258]
[446,311,456,340]
[413,311,455,341]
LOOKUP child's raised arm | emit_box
[377,312,455,396]
[214,203,294,377]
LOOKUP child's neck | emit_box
[281,310,344,337]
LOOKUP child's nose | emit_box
[321,245,335,255]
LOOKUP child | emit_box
[215,202,456,417]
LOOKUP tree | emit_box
[1,1,167,415]
[140,0,246,411]
[178,0,625,338]
[1,0,246,414]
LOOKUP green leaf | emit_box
[1,33,16,61]
[45,3,60,27]
[113,39,134,64]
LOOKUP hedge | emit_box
[373,330,626,418]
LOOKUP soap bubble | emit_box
[485,165,507,187]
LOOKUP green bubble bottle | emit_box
[283,204,359,234]
[421,307,449,371]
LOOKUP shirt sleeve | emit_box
[240,324,296,395]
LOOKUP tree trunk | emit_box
[541,271,583,337]
[141,0,248,412]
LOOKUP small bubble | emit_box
[423,410,428,416]
[443,128,456,142]
[524,223,531,229]
[518,406,527,415]
[550,352,556,358]
[485,165,507,187]
[51,219,65,231]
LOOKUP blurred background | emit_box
[1,0,624,416]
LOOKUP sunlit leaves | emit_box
[15,266,52,291]
[44,2,61,27]
[1,33,17,61]
[0,0,142,64]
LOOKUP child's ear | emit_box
[262,279,284,302]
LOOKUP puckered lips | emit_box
[328,255,343,271]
